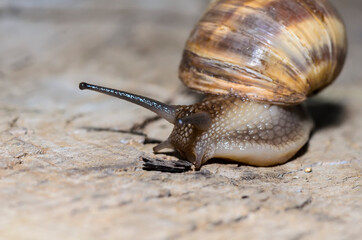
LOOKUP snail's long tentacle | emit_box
[79,82,176,124]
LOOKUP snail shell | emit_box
[179,0,347,105]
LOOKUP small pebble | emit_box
[304,167,312,173]
[9,127,28,136]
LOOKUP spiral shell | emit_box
[179,0,347,105]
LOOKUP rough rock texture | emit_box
[0,1,361,239]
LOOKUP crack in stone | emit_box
[285,197,312,211]
[15,152,28,159]
[2,137,46,168]
[144,189,172,201]
[4,159,23,170]
[82,126,162,144]
[305,159,361,168]
[277,170,301,178]
[290,231,312,240]
[82,126,147,136]
[65,113,85,125]
[210,206,261,227]
[9,117,19,128]
[129,115,161,134]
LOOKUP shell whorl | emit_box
[179,0,347,105]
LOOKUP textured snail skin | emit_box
[158,95,313,169]
[180,0,347,105]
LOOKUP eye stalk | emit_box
[79,82,177,124]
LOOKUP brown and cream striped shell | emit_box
[179,0,347,105]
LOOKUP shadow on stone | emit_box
[306,99,346,132]
[204,158,246,168]
[290,141,310,161]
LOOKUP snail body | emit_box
[167,96,313,168]
[79,0,346,170]
[79,83,313,169]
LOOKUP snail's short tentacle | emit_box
[194,148,206,170]
[153,139,173,152]
[79,82,176,124]
[176,112,212,131]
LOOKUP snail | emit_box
[79,0,347,170]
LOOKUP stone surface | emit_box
[0,1,361,239]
